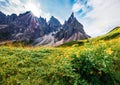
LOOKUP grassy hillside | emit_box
[0,27,120,85]
[60,26,120,47]
[92,26,120,41]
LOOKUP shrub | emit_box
[71,45,115,85]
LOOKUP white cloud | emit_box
[9,0,21,5]
[72,0,88,13]
[0,0,5,2]
[73,0,120,37]
[0,0,51,20]
[83,0,120,37]
[72,2,83,12]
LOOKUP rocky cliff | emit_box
[0,11,90,46]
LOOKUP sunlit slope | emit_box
[60,26,120,47]
[94,26,120,41]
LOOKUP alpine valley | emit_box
[0,10,120,85]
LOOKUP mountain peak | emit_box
[49,16,59,22]
[68,12,76,22]
[48,16,61,27]
[51,16,55,19]
[0,11,6,16]
[19,11,33,17]
[70,12,74,18]
[0,11,90,46]
[25,11,32,14]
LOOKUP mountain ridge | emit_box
[0,11,90,46]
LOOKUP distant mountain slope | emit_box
[60,26,120,47]
[0,11,90,46]
[94,26,120,40]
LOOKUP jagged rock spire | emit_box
[68,12,76,23]
[71,12,74,18]
[0,11,90,46]
[48,16,61,27]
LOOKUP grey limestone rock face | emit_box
[48,16,61,32]
[54,13,90,44]
[0,11,90,46]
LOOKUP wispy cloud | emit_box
[72,0,92,17]
[0,0,5,2]
[0,0,72,23]
[72,1,82,12]
[73,0,120,36]
[0,0,51,20]
[0,0,25,14]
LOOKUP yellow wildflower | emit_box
[105,48,113,55]
[80,46,86,51]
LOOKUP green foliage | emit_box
[59,40,87,47]
[0,47,76,85]
[0,27,120,85]
[72,45,115,85]
[72,44,79,47]
[92,26,120,41]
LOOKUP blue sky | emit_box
[0,0,120,37]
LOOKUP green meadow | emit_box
[0,27,120,85]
